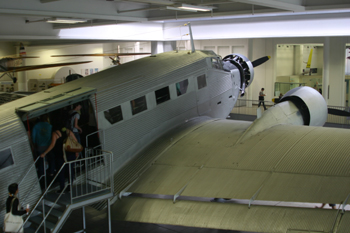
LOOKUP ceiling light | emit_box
[46,18,87,24]
[164,6,197,12]
[177,4,213,12]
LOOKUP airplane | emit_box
[0,43,92,83]
[0,23,349,233]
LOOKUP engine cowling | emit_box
[279,86,327,126]
[222,54,254,97]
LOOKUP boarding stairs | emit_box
[18,149,114,233]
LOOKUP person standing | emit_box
[32,115,54,188]
[40,127,79,193]
[258,88,267,110]
[69,103,82,144]
[5,183,29,233]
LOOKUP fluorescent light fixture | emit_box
[46,18,87,24]
[164,6,197,12]
[177,4,213,12]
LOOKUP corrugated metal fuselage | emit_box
[0,50,240,223]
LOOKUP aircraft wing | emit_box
[112,117,350,232]
[5,61,92,72]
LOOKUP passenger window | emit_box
[197,74,207,90]
[130,96,147,115]
[211,57,223,70]
[104,105,123,124]
[155,86,170,105]
[0,148,14,170]
[176,79,189,96]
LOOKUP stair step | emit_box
[36,204,64,221]
[29,216,56,232]
[44,192,72,208]
[25,226,47,233]
[24,226,38,233]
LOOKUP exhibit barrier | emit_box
[231,99,350,128]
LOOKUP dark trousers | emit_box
[58,152,76,190]
[258,100,267,110]
[37,146,55,177]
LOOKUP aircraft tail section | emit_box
[306,48,313,69]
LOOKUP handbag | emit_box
[3,198,24,233]
[64,132,83,153]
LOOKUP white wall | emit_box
[276,45,294,76]
[0,42,16,57]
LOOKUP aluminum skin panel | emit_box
[0,111,41,226]
[126,119,350,205]
[337,212,350,233]
[114,197,337,233]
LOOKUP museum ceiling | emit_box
[2,0,350,29]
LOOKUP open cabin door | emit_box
[15,87,96,121]
[15,87,100,157]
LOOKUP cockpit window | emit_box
[197,74,207,90]
[211,57,223,70]
[131,96,147,115]
[0,148,14,170]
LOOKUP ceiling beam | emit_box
[0,0,149,22]
[230,0,305,12]
[0,8,148,22]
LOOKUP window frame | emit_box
[130,95,148,115]
[176,79,189,97]
[155,86,171,105]
[104,105,123,125]
[0,147,15,172]
[197,74,207,90]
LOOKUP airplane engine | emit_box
[222,54,254,96]
[279,86,327,126]
[223,54,270,97]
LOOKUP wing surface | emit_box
[113,117,350,232]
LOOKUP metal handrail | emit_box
[86,129,105,150]
[18,156,47,204]
[19,151,113,233]
[19,161,67,233]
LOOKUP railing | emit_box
[231,99,274,115]
[18,156,47,205]
[20,151,113,233]
[86,129,105,151]
[71,150,113,201]
[231,99,350,127]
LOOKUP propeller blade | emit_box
[328,108,350,117]
[5,61,92,72]
[252,56,270,67]
[0,55,39,59]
